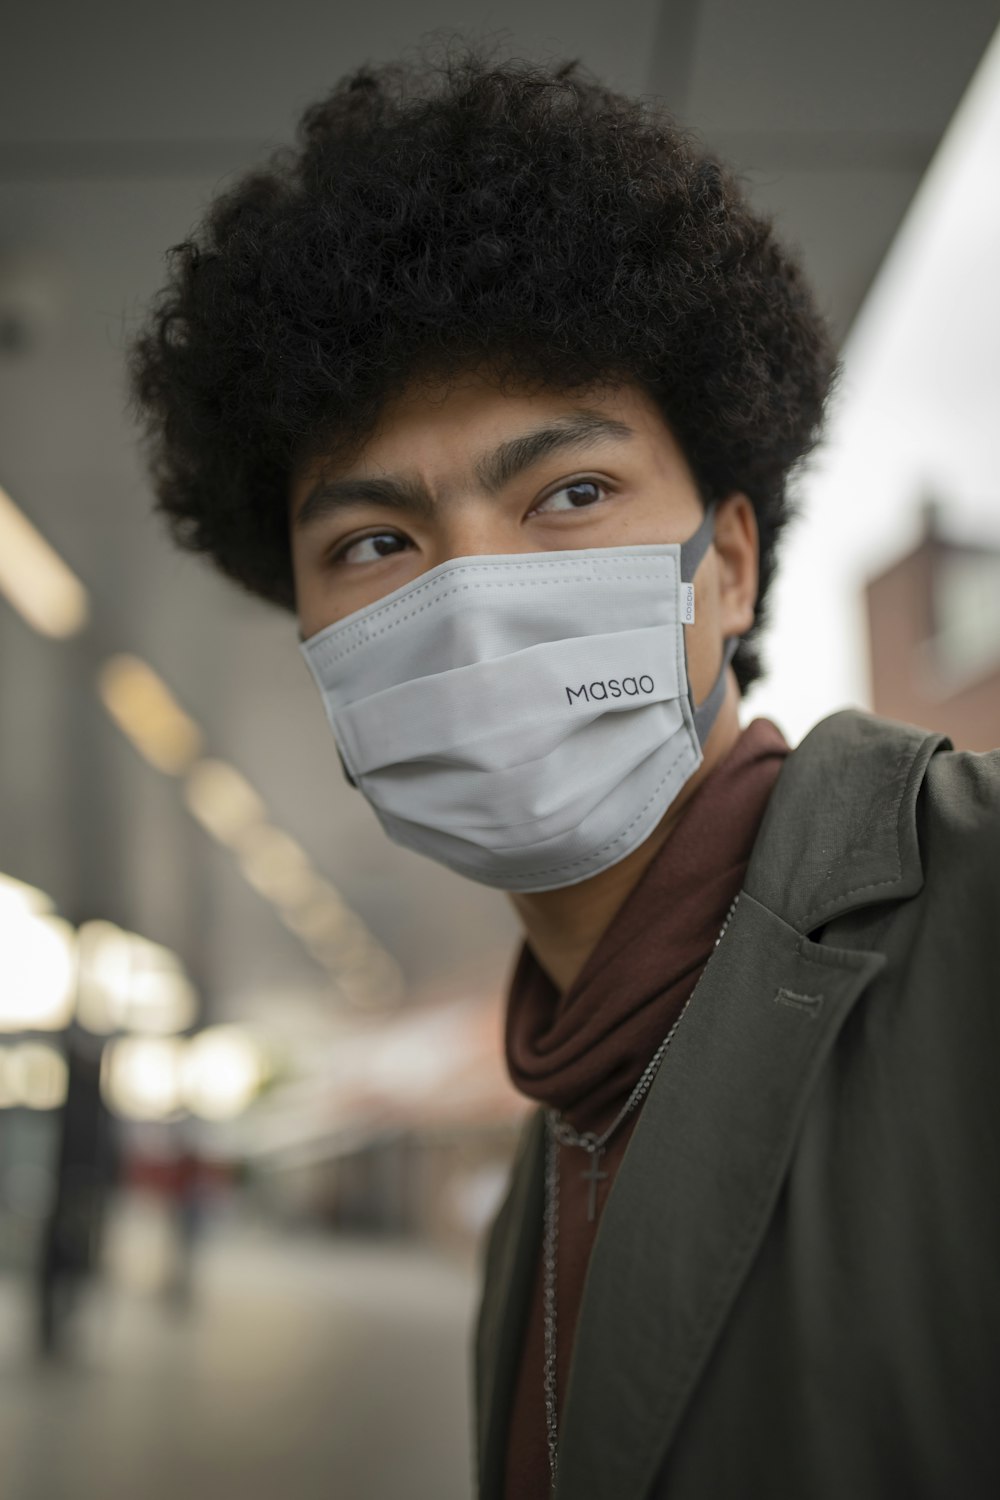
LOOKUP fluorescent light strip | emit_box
[93,654,401,1005]
[97,654,203,774]
[0,482,89,638]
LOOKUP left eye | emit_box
[332,531,410,567]
[533,480,607,514]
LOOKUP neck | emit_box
[507,682,742,994]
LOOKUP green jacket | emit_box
[473,709,1000,1499]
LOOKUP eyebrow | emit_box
[292,410,635,531]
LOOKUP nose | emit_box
[427,504,535,568]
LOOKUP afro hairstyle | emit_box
[127,42,841,691]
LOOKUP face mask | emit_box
[300,503,738,892]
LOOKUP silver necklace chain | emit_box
[541,893,740,1493]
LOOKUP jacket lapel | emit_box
[553,893,885,1498]
[552,711,947,1499]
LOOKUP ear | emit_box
[714,492,758,638]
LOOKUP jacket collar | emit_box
[475,710,948,1500]
[742,707,947,934]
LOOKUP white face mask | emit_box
[300,504,737,892]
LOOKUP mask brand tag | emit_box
[681,582,696,625]
[565,675,655,706]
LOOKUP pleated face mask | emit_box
[300,503,737,892]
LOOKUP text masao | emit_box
[565,675,655,706]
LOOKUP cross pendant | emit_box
[581,1147,608,1223]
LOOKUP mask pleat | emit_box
[334,624,683,777]
[368,698,686,845]
[304,546,682,702]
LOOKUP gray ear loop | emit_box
[678,502,741,748]
[679,500,718,581]
[692,636,740,745]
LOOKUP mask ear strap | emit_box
[677,501,740,747]
[692,635,739,747]
[679,500,718,582]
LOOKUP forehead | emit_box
[294,370,676,492]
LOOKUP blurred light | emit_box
[1,1042,69,1109]
[0,1047,14,1107]
[75,920,131,1033]
[313,918,373,957]
[127,964,197,1036]
[182,757,403,1008]
[76,920,197,1035]
[0,482,89,638]
[102,1035,184,1120]
[235,825,315,905]
[179,1025,265,1120]
[279,885,405,1009]
[0,910,77,1031]
[338,951,406,1011]
[183,759,267,846]
[0,871,54,918]
[97,654,202,774]
[304,923,378,975]
[278,883,353,941]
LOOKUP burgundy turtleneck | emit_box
[501,716,790,1500]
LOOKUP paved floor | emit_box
[0,1202,482,1500]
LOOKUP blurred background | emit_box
[1,6,998,1498]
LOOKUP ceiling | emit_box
[1,0,997,1030]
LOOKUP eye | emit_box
[531,479,609,514]
[330,530,411,567]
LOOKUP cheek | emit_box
[620,490,706,549]
[292,563,334,640]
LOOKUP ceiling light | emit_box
[235,825,315,905]
[97,654,202,774]
[0,482,89,638]
[183,759,267,845]
[0,872,54,918]
[101,1035,185,1121]
[0,910,77,1031]
[76,920,197,1035]
[179,1025,266,1120]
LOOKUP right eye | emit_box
[330,531,412,567]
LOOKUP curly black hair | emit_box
[127,41,840,690]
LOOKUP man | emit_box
[128,47,999,1499]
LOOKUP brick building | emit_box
[865,499,1000,752]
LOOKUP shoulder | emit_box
[800,706,1000,874]
[749,708,996,933]
[918,738,1000,894]
[747,709,943,931]
[921,738,1000,823]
